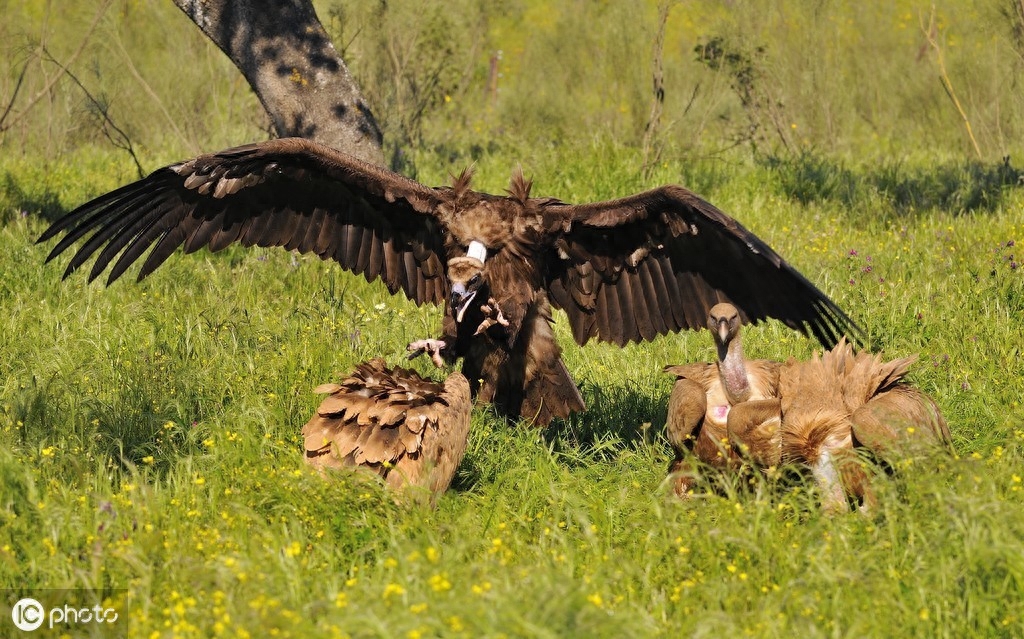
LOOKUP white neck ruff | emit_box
[467,240,488,263]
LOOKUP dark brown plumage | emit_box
[778,339,951,513]
[38,137,860,425]
[302,358,471,506]
[664,303,782,497]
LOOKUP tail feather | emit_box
[843,351,917,409]
[817,337,918,411]
[520,357,585,426]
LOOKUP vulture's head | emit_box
[447,241,489,324]
[708,302,742,348]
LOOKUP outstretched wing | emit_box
[37,137,450,305]
[545,185,860,348]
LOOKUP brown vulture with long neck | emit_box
[37,137,860,425]
[664,303,782,497]
[664,307,949,510]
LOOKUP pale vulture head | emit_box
[708,302,742,349]
[447,241,488,324]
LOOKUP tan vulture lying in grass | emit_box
[664,304,950,512]
[302,358,471,507]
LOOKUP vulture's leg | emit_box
[838,453,877,516]
[808,445,875,515]
[727,398,782,467]
[519,358,585,426]
[668,458,700,499]
[850,387,950,459]
[809,449,849,515]
[665,378,708,498]
[504,299,584,426]
[407,338,448,368]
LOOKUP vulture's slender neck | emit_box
[717,333,751,404]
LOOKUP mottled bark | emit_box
[171,0,384,165]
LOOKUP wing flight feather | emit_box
[38,137,449,306]
[546,185,860,347]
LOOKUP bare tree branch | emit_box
[641,1,677,180]
[41,47,145,178]
[921,6,983,159]
[0,0,112,134]
[0,58,31,131]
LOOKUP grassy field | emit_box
[4,1,1024,162]
[1,144,1022,637]
[2,0,1024,636]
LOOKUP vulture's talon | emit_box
[475,298,510,335]
[474,318,495,336]
[406,338,447,368]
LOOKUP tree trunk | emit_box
[171,0,385,166]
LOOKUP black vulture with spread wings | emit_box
[38,137,860,425]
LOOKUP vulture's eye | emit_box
[469,274,481,286]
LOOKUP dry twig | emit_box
[0,0,113,133]
[641,0,678,179]
[921,5,982,159]
[42,47,145,178]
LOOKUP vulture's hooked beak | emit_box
[447,243,488,325]
[717,319,730,345]
[450,283,478,324]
